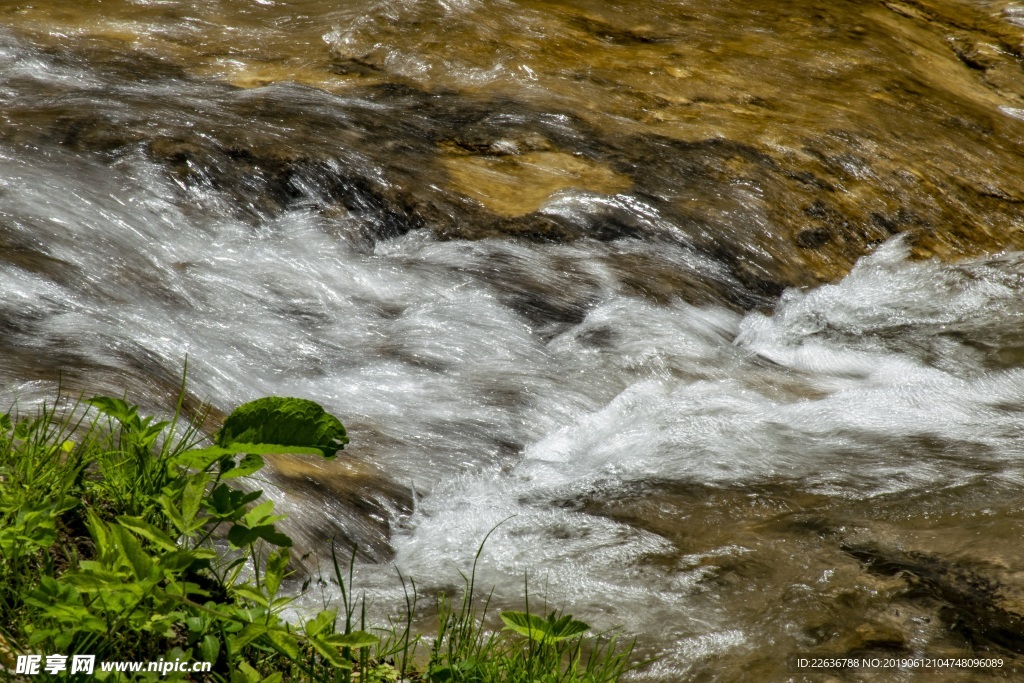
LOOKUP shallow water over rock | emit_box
[4,0,1024,679]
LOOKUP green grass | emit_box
[0,387,647,682]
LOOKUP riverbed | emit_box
[3,0,1024,679]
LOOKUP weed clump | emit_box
[0,389,643,682]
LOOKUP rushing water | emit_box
[5,0,1024,679]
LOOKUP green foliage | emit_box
[214,397,349,459]
[500,611,590,644]
[0,389,643,683]
[0,392,366,681]
[428,594,635,683]
[422,527,641,683]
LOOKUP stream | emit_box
[4,0,1024,679]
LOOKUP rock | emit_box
[262,450,413,564]
[847,622,908,652]
[796,227,834,249]
[843,543,1024,654]
[8,0,1024,306]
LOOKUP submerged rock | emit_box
[262,450,413,564]
[4,0,1024,309]
[843,543,1024,655]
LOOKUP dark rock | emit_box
[842,543,1024,654]
[796,227,834,249]
[6,29,1024,310]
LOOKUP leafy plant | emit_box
[500,611,590,645]
[213,397,349,459]
[425,528,641,683]
[0,387,644,683]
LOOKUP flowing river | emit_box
[5,0,1024,679]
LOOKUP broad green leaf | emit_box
[308,636,353,670]
[158,549,204,573]
[304,609,337,638]
[428,665,456,682]
[227,524,258,548]
[233,661,261,683]
[231,624,268,654]
[39,576,60,595]
[322,631,378,650]
[159,579,210,601]
[244,500,276,526]
[252,524,292,548]
[84,509,111,557]
[499,611,547,641]
[500,611,589,643]
[234,489,264,509]
[228,522,291,548]
[215,397,348,458]
[221,452,265,480]
[209,485,262,519]
[270,595,295,611]
[110,525,155,581]
[265,629,300,660]
[137,419,169,447]
[62,570,121,592]
[232,585,269,607]
[117,516,177,551]
[226,556,248,573]
[265,547,289,599]
[158,494,188,535]
[210,483,233,514]
[189,443,328,459]
[200,635,220,666]
[87,396,140,430]
[544,613,590,641]
[169,448,223,472]
[181,473,208,529]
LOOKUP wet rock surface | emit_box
[262,450,413,564]
[579,480,1024,679]
[5,0,1024,307]
[0,76,800,308]
[843,543,1024,655]
[5,1,1024,680]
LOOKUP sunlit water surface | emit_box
[4,1,1024,679]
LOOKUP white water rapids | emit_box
[4,135,1024,675]
[4,19,1024,680]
